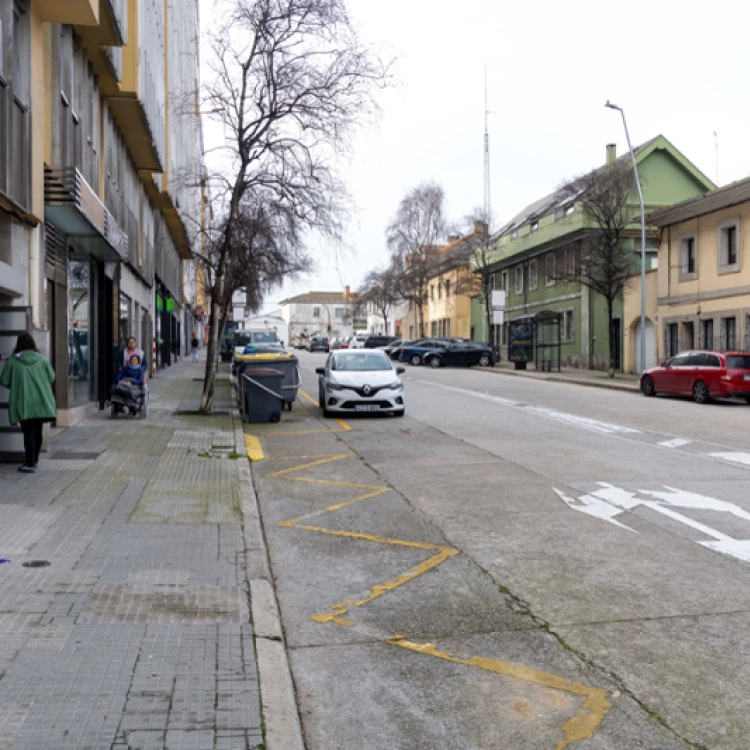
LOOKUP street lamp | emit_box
[605,100,647,374]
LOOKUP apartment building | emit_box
[0,0,203,451]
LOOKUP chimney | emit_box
[473,220,488,235]
[344,285,350,299]
[606,143,616,165]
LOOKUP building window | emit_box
[313,307,320,318]
[430,285,435,301]
[431,321,437,336]
[528,259,538,291]
[545,253,556,286]
[718,219,740,272]
[445,279,451,297]
[563,309,575,342]
[438,282,442,300]
[510,230,518,240]
[565,248,576,278]
[679,233,697,278]
[12,1,30,107]
[700,319,714,350]
[530,221,539,232]
[554,207,564,221]
[514,265,523,295]
[501,270,509,292]
[334,307,345,318]
[566,205,575,216]
[722,316,737,350]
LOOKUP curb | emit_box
[475,366,641,394]
[233,415,305,750]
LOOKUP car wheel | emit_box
[410,355,421,366]
[641,375,656,397]
[478,354,491,367]
[744,396,750,405]
[318,388,325,409]
[110,403,118,418]
[692,380,710,404]
[428,356,442,368]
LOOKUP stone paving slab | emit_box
[0,364,264,750]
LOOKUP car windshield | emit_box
[726,355,750,369]
[331,352,391,371]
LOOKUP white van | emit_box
[348,333,369,350]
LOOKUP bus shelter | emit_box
[507,311,562,372]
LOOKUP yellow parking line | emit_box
[264,453,350,479]
[244,435,265,462]
[386,636,612,750]
[299,389,353,431]
[278,487,390,529]
[293,477,384,491]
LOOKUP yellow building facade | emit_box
[650,179,750,360]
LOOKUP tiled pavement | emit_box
[0,363,263,750]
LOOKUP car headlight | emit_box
[328,382,345,391]
[385,379,403,390]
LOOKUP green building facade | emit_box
[472,136,715,370]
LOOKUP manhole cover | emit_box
[22,560,51,568]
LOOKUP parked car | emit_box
[640,350,750,403]
[422,342,494,368]
[315,349,406,417]
[293,335,308,350]
[348,333,370,349]
[362,335,397,349]
[307,335,330,353]
[399,339,461,366]
[387,339,413,360]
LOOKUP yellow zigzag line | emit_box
[265,449,610,748]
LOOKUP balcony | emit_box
[73,0,127,48]
[0,86,34,223]
[37,0,99,26]
[44,167,128,262]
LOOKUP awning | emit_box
[44,166,128,262]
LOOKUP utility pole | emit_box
[483,65,493,344]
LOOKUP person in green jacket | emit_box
[0,333,57,473]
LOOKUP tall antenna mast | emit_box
[483,65,491,224]
[713,131,719,185]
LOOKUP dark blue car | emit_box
[400,339,460,365]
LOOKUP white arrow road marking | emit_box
[554,483,750,565]
[708,452,750,467]
[658,438,692,448]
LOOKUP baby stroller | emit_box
[109,380,149,419]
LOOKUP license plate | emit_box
[354,405,379,412]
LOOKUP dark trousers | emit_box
[20,419,44,467]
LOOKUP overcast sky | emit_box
[199,0,750,311]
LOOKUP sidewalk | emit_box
[482,360,641,392]
[0,359,279,750]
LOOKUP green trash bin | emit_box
[241,368,284,423]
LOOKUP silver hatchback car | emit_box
[316,350,406,417]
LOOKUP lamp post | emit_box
[605,100,647,374]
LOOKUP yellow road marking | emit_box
[386,636,612,750]
[248,428,350,436]
[244,435,265,462]
[278,487,390,529]
[293,477,383,491]
[263,453,350,479]
[299,389,353,431]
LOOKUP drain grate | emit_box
[49,451,101,461]
[22,560,51,568]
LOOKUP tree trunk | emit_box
[199,293,222,412]
[607,299,615,379]
[484,279,492,348]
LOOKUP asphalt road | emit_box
[249,351,750,750]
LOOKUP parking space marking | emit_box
[299,389,353,430]
[244,435,265,462]
[252,430,611,748]
[387,636,612,750]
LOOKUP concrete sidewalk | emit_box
[481,360,642,392]
[0,360,289,750]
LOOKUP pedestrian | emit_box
[191,332,199,362]
[0,333,57,473]
[119,337,148,376]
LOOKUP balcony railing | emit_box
[0,86,31,214]
[44,166,128,262]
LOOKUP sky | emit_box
[198,0,750,313]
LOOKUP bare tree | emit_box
[557,160,640,377]
[359,266,400,334]
[197,0,391,412]
[387,183,446,338]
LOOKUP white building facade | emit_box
[279,291,353,343]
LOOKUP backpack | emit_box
[191,337,199,348]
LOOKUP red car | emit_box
[640,350,750,404]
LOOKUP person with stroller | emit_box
[115,354,145,387]
[112,354,146,415]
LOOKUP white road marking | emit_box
[554,482,750,565]
[417,380,639,435]
[708,452,750,467]
[658,438,692,448]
